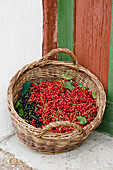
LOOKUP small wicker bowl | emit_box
[7,48,106,154]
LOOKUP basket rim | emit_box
[7,59,106,137]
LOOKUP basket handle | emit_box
[41,48,79,70]
[39,121,86,137]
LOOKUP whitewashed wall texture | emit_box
[0,0,43,137]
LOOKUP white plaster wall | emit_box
[0,0,43,137]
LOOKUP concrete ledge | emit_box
[0,131,113,169]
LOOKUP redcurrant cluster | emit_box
[25,79,98,133]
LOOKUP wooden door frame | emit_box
[43,0,112,93]
[42,0,113,135]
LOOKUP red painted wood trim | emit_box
[99,0,112,94]
[74,0,112,93]
[43,0,57,59]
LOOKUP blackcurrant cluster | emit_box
[18,92,43,128]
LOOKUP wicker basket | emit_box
[7,48,106,154]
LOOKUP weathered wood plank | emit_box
[75,0,112,93]
[99,0,112,94]
[43,0,57,59]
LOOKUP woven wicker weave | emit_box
[7,48,106,154]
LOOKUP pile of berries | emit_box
[17,93,43,128]
[15,76,98,133]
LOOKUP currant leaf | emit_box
[14,100,21,109]
[92,90,97,99]
[18,108,24,117]
[79,83,83,87]
[63,81,75,90]
[76,116,87,124]
[83,86,86,90]
[22,81,32,96]
[62,73,72,80]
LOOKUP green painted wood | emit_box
[57,0,74,62]
[107,1,113,101]
[97,101,113,136]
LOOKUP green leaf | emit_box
[92,90,97,99]
[18,108,24,117]
[62,73,72,80]
[14,100,21,109]
[79,83,83,87]
[18,104,23,109]
[22,81,32,96]
[83,86,86,90]
[76,116,87,124]
[14,99,24,117]
[63,81,75,90]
